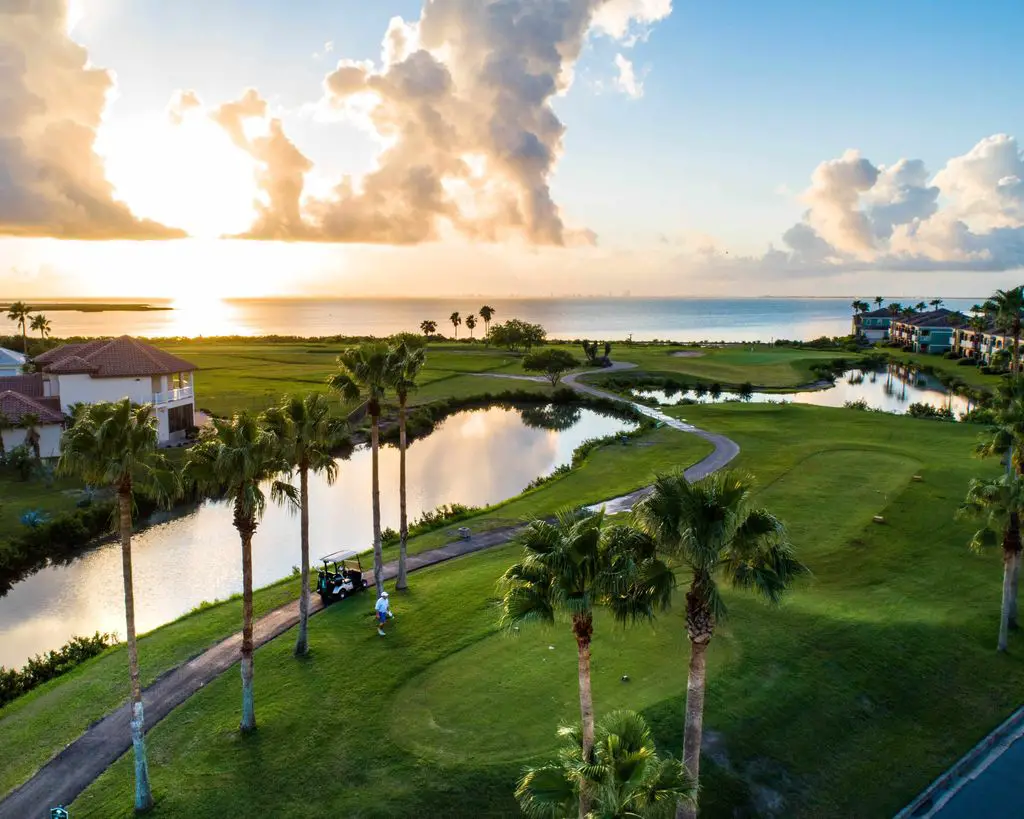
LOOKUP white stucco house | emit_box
[0,347,26,377]
[32,336,198,446]
[0,390,64,458]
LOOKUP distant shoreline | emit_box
[0,303,170,313]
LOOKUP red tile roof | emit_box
[36,336,196,378]
[0,373,45,398]
[0,391,64,425]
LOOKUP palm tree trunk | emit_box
[1010,550,1021,632]
[20,322,26,354]
[396,395,409,591]
[240,525,256,732]
[118,489,153,812]
[294,464,311,656]
[999,549,1014,652]
[678,639,709,819]
[371,413,384,596]
[572,611,595,819]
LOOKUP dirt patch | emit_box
[671,350,705,358]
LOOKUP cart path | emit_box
[0,362,739,818]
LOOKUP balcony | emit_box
[155,385,193,405]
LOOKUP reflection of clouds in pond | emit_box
[0,407,632,668]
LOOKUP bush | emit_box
[957,358,978,366]
[845,399,870,411]
[0,632,118,707]
[522,349,580,386]
[961,407,997,425]
[943,351,960,360]
[907,402,956,421]
[381,503,480,545]
[523,463,572,492]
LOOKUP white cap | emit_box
[382,591,389,598]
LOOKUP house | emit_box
[0,347,26,377]
[0,390,64,458]
[889,309,960,354]
[952,325,988,360]
[852,308,899,342]
[32,336,198,445]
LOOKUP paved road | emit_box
[0,365,739,818]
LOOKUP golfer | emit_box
[375,590,393,637]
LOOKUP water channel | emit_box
[633,368,970,416]
[0,406,634,669]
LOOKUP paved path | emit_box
[0,363,738,818]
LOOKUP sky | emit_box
[2,0,1024,298]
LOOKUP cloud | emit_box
[0,0,184,239]
[167,89,202,125]
[613,54,643,98]
[736,134,1024,275]
[199,0,671,245]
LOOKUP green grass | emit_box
[0,424,712,799]
[61,404,1024,818]
[0,474,83,541]
[883,347,1001,389]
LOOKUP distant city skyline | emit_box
[2,0,1024,297]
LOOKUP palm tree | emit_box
[388,341,425,591]
[516,710,697,819]
[449,311,462,339]
[20,412,41,460]
[420,320,437,339]
[957,474,1024,652]
[329,343,393,595]
[500,512,674,818]
[985,287,1024,375]
[59,399,179,812]
[0,410,10,459]
[633,471,807,819]
[184,413,296,732]
[264,394,339,656]
[914,301,927,312]
[887,301,902,315]
[30,313,51,340]
[930,298,944,310]
[874,296,884,309]
[465,314,477,339]
[6,301,31,354]
[480,305,496,336]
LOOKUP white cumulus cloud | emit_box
[613,54,644,98]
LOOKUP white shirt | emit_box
[375,596,390,615]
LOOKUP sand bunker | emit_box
[671,350,705,358]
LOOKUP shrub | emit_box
[961,407,997,425]
[957,357,978,366]
[845,399,870,411]
[907,402,956,421]
[381,503,480,545]
[0,632,118,707]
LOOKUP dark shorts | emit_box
[377,611,388,624]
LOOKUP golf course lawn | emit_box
[0,423,712,799]
[50,404,1024,818]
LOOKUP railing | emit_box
[154,385,193,404]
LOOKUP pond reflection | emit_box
[0,406,634,669]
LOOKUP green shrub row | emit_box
[381,503,480,545]
[0,632,117,708]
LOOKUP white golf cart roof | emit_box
[320,550,360,563]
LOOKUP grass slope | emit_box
[68,405,1023,818]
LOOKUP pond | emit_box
[633,367,970,416]
[0,406,634,669]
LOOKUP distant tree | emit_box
[419,320,437,339]
[709,382,722,401]
[30,314,51,340]
[523,349,579,387]
[490,319,547,352]
[465,314,477,339]
[390,331,427,350]
[887,302,903,315]
[693,382,708,401]
[914,301,927,312]
[329,343,394,595]
[20,412,41,460]
[184,413,295,733]
[604,341,612,359]
[971,303,986,316]
[738,382,754,402]
[479,305,496,336]
[6,302,31,354]
[449,311,462,340]
[388,340,426,591]
[948,311,966,328]
[515,711,697,819]
[874,296,884,308]
[930,298,944,309]
[59,399,179,812]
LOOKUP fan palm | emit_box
[388,341,425,591]
[6,301,31,353]
[633,471,807,819]
[874,296,884,308]
[184,413,296,732]
[58,399,179,812]
[30,313,51,340]
[465,314,478,339]
[329,343,394,595]
[985,287,1024,375]
[264,394,339,656]
[450,311,462,339]
[480,305,496,336]
[957,474,1024,651]
[516,710,697,819]
[500,512,675,819]
[420,320,437,338]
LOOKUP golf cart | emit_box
[316,550,370,604]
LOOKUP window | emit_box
[168,403,194,434]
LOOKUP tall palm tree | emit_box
[30,313,51,340]
[6,301,31,354]
[957,474,1024,652]
[329,343,393,595]
[985,287,1024,375]
[420,320,437,338]
[874,296,884,309]
[516,710,697,819]
[264,394,339,656]
[449,311,462,339]
[59,399,179,812]
[633,471,807,819]
[479,305,496,337]
[500,512,674,819]
[887,301,902,315]
[184,413,295,732]
[465,314,477,339]
[914,301,927,312]
[388,341,425,591]
[20,412,41,459]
